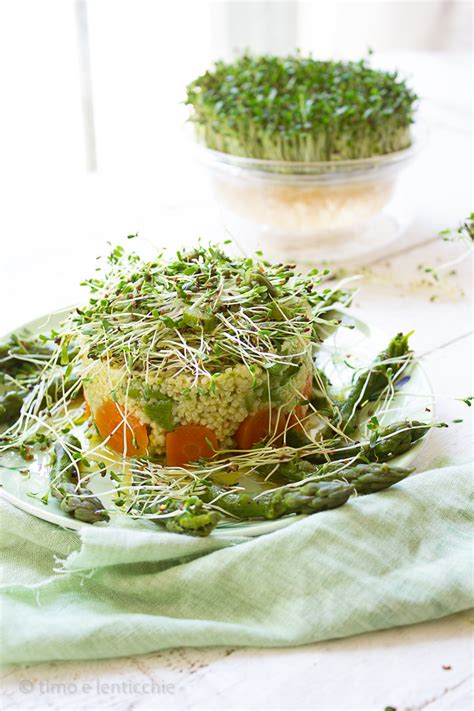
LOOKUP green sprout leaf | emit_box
[456,396,474,407]
[186,53,417,162]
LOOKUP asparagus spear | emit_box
[49,435,109,524]
[41,372,81,407]
[0,371,80,429]
[54,482,110,524]
[0,336,55,376]
[163,497,220,537]
[272,460,413,494]
[332,462,413,493]
[0,333,80,412]
[49,435,82,484]
[338,332,412,433]
[286,420,430,465]
[201,479,353,520]
[0,391,24,425]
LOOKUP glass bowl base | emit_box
[221,195,412,267]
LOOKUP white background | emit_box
[0,2,472,709]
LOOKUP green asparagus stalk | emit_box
[339,332,412,433]
[0,391,24,425]
[286,420,431,464]
[42,372,81,405]
[332,462,413,493]
[272,460,413,494]
[0,371,80,429]
[202,479,353,520]
[0,336,55,376]
[55,481,110,524]
[163,497,220,536]
[50,435,109,524]
[49,435,82,484]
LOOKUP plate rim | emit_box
[0,307,434,538]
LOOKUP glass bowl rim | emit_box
[194,120,427,177]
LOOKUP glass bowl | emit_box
[196,124,425,263]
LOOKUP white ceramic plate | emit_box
[0,308,434,537]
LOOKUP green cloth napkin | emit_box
[1,463,472,664]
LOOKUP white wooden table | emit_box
[1,50,472,710]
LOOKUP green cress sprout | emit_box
[0,241,443,537]
[186,53,418,162]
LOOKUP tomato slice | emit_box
[236,376,313,448]
[166,424,219,466]
[95,399,149,456]
[236,408,289,449]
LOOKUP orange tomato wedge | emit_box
[235,408,287,449]
[95,399,149,457]
[236,375,314,449]
[236,408,271,449]
[166,424,219,467]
